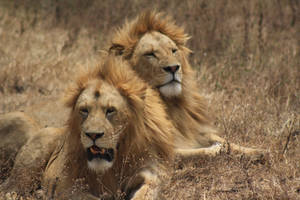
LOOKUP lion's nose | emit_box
[85,132,104,141]
[163,65,180,73]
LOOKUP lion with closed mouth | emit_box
[0,57,174,200]
[108,11,264,158]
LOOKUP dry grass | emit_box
[0,0,299,199]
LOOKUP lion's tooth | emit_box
[90,147,98,154]
[100,148,105,154]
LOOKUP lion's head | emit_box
[64,56,174,174]
[109,11,193,98]
[68,79,129,173]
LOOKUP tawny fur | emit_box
[108,10,264,157]
[109,10,191,59]
[0,112,41,177]
[0,57,174,200]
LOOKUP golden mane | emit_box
[64,56,174,161]
[108,11,214,144]
[109,10,191,58]
[108,11,265,158]
[0,56,174,199]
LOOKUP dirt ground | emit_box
[0,0,299,199]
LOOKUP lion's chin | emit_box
[85,145,115,173]
[87,159,113,173]
[159,82,182,98]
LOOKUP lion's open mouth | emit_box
[86,145,114,162]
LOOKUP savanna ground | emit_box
[0,0,299,199]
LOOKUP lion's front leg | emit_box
[208,133,266,158]
[124,169,162,200]
[175,142,222,158]
[175,133,266,160]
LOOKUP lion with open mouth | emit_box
[0,56,174,200]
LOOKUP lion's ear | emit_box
[64,89,81,110]
[109,44,125,56]
[63,83,85,111]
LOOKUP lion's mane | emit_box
[109,11,217,147]
[63,56,174,197]
[65,57,174,159]
[1,56,174,199]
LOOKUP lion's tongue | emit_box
[90,146,105,155]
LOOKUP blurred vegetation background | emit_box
[0,0,299,199]
[0,0,298,112]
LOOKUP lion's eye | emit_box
[79,108,89,118]
[106,107,116,119]
[172,48,178,54]
[144,52,156,58]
